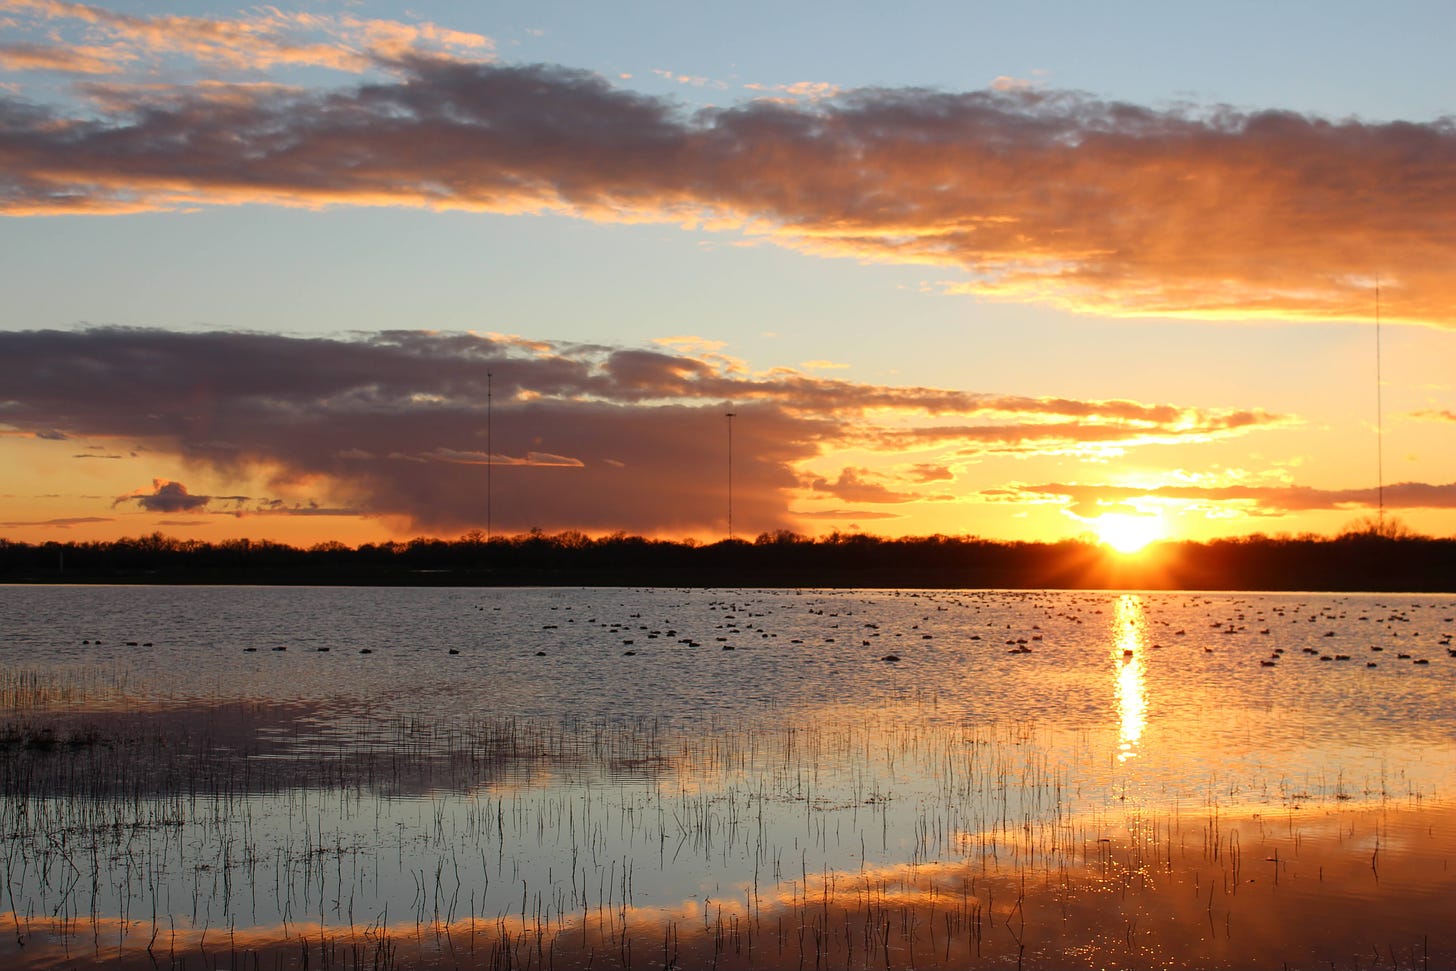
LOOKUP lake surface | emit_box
[2,585,1454,969]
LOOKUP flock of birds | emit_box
[485,591,1456,676]
[75,590,1456,674]
[1198,599,1456,669]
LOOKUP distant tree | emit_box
[1339,515,1423,540]
[554,530,591,549]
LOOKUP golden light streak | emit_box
[1111,594,1148,762]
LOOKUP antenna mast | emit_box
[1376,281,1384,532]
[725,408,736,540]
[487,370,493,541]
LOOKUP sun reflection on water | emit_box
[1112,594,1148,761]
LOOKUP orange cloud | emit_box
[0,0,492,75]
[806,467,948,504]
[906,463,954,483]
[0,41,126,73]
[849,410,1288,455]
[998,481,1456,517]
[2,54,1453,323]
[0,328,1291,535]
[425,447,585,468]
[742,80,840,100]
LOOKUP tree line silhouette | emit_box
[2,523,1453,591]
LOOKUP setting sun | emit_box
[1092,513,1166,554]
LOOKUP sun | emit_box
[1091,513,1165,554]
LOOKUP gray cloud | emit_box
[2,59,1454,322]
[117,479,210,513]
[0,327,1290,534]
[0,516,115,528]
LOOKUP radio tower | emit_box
[725,408,736,540]
[1375,281,1384,533]
[486,370,493,541]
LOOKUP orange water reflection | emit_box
[1112,594,1148,762]
[5,800,1454,970]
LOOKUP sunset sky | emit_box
[2,0,1454,548]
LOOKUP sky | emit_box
[2,0,1454,549]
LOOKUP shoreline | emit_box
[4,531,1455,592]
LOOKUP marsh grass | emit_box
[1,695,1451,970]
[0,665,132,712]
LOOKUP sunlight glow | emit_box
[1092,512,1165,553]
[1112,594,1148,762]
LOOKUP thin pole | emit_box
[487,370,493,541]
[1376,282,1384,532]
[725,409,736,540]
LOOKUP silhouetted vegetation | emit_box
[2,525,1453,590]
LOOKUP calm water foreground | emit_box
[1,585,1454,970]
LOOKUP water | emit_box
[2,586,1454,969]
[7,586,1453,792]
